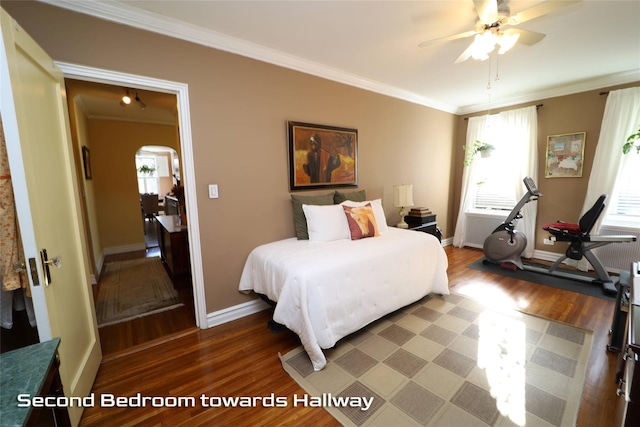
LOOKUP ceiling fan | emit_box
[418,0,581,63]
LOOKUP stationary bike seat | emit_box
[543,222,582,235]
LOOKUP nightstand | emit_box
[405,217,442,242]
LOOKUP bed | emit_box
[238,197,449,370]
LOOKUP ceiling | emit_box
[66,79,177,125]
[49,0,640,116]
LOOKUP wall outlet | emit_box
[543,238,555,245]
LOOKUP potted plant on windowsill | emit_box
[463,140,495,166]
[138,165,156,175]
[623,126,640,154]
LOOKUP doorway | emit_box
[59,64,207,356]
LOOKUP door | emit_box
[1,9,101,426]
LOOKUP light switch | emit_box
[208,184,219,199]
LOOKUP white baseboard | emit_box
[206,298,271,328]
[531,249,562,263]
[441,237,453,247]
[103,243,147,255]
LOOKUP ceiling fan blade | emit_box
[454,42,476,64]
[509,0,581,25]
[506,28,546,46]
[418,30,478,48]
[474,0,498,24]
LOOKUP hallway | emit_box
[94,217,196,358]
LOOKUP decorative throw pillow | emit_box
[334,189,367,204]
[291,193,335,240]
[341,199,388,233]
[342,203,380,240]
[302,204,350,242]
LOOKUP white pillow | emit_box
[302,204,350,242]
[341,199,389,233]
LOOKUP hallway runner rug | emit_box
[280,292,592,427]
[95,257,183,327]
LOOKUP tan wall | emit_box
[3,2,456,313]
[88,120,179,249]
[452,82,640,255]
[66,92,102,277]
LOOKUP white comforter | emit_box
[238,228,449,370]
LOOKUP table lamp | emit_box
[393,184,414,229]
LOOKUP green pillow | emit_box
[291,193,335,239]
[334,189,367,204]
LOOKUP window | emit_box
[471,115,518,211]
[604,152,640,227]
[136,156,158,194]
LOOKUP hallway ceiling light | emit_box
[135,92,147,110]
[119,89,131,107]
[119,89,146,110]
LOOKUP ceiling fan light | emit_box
[497,32,520,54]
[470,32,496,60]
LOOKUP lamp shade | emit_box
[393,184,414,207]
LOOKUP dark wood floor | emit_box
[95,218,197,358]
[81,246,625,426]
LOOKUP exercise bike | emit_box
[483,177,638,295]
[483,176,541,270]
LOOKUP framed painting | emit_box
[82,146,92,180]
[545,132,586,178]
[288,121,358,191]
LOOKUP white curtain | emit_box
[453,106,538,256]
[453,115,489,247]
[577,87,640,270]
[498,105,538,258]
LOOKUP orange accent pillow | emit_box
[342,204,380,240]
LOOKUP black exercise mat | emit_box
[467,257,617,301]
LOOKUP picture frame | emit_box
[82,146,92,180]
[288,121,358,191]
[544,132,586,178]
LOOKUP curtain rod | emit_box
[463,104,543,120]
[600,91,609,95]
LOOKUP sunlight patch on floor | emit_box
[477,307,526,426]
[455,282,520,311]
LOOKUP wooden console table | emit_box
[155,215,191,285]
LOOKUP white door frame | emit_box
[56,62,207,329]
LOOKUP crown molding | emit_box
[41,1,639,116]
[456,69,640,115]
[40,0,458,114]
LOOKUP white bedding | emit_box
[238,227,449,370]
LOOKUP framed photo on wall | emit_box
[288,121,358,191]
[545,132,586,178]
[82,146,92,180]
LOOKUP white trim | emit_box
[102,243,147,256]
[39,0,454,114]
[206,299,271,329]
[40,1,640,115]
[0,20,52,341]
[457,70,640,115]
[441,237,453,247]
[532,249,563,263]
[55,61,208,330]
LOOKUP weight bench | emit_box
[538,194,637,295]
